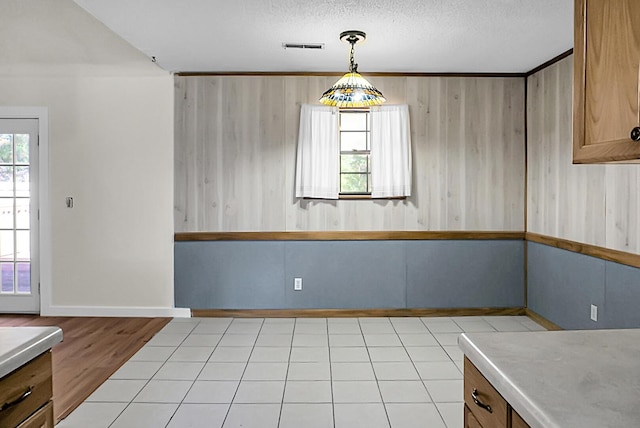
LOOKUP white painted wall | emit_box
[0,0,180,315]
[0,76,175,313]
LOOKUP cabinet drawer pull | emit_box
[471,388,493,413]
[631,127,640,141]
[0,386,32,412]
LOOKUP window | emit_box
[339,110,370,195]
[296,104,411,200]
[0,132,31,294]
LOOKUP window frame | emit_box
[338,108,372,197]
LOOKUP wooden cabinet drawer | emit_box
[0,352,52,428]
[511,408,530,428]
[464,357,508,428]
[16,402,53,428]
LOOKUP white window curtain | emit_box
[370,104,412,198]
[295,104,340,199]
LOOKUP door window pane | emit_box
[15,166,29,197]
[0,198,13,229]
[0,231,14,261]
[16,230,29,261]
[1,263,14,293]
[0,166,12,197]
[14,134,29,164]
[0,135,12,164]
[15,198,29,229]
[16,262,30,294]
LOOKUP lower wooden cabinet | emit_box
[0,352,54,428]
[464,357,530,428]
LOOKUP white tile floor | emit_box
[56,315,545,428]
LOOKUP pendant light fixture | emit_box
[319,30,385,108]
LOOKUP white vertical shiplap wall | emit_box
[527,56,640,255]
[175,75,525,232]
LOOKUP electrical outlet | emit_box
[590,304,598,322]
[294,277,302,291]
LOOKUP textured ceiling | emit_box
[72,0,573,74]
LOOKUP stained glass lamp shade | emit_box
[320,31,385,108]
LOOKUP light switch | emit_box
[66,197,74,208]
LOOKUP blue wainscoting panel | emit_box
[406,240,524,308]
[283,241,406,309]
[174,241,286,309]
[527,242,606,329]
[599,261,640,329]
[175,239,525,310]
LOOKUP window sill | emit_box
[303,195,407,200]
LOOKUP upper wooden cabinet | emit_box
[573,0,640,163]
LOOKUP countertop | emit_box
[0,326,63,378]
[458,329,640,428]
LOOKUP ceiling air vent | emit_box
[282,43,325,50]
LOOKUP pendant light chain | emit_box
[349,40,358,73]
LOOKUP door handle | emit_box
[0,386,32,412]
[471,388,493,413]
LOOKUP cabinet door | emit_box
[464,404,484,428]
[17,401,53,428]
[0,353,52,427]
[511,408,530,428]
[464,358,508,428]
[573,0,640,163]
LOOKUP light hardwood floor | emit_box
[0,316,170,423]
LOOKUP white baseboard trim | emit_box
[40,305,191,318]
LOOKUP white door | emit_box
[0,119,39,313]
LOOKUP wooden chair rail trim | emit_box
[175,231,525,241]
[175,231,640,267]
[524,309,563,331]
[526,232,640,269]
[191,307,525,318]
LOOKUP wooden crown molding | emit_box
[175,71,526,78]
[525,48,574,77]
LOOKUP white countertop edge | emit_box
[458,333,558,428]
[0,327,63,378]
